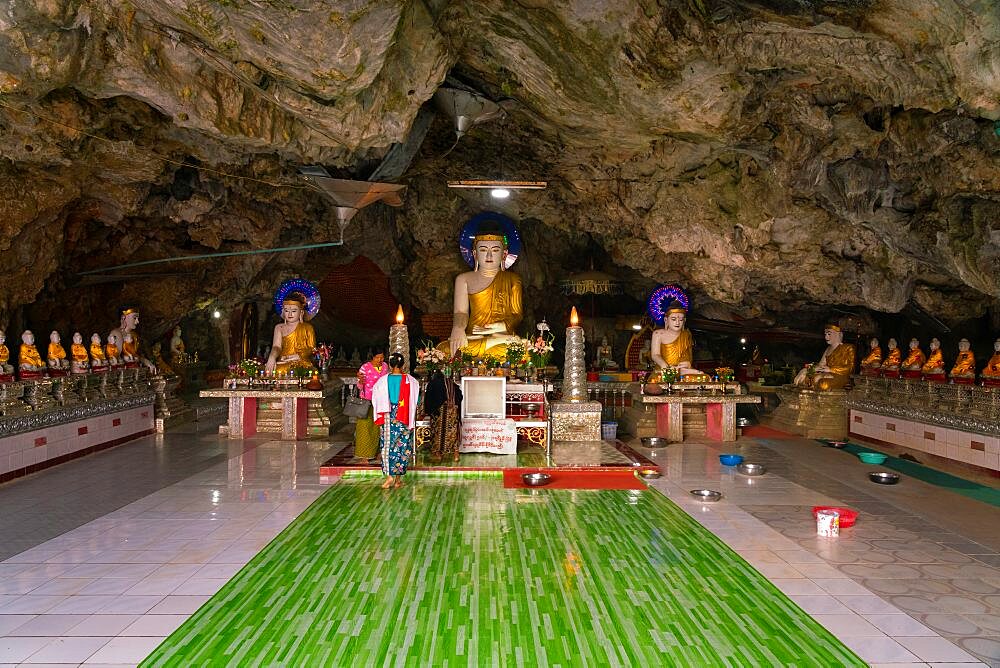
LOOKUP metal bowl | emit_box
[827,440,847,449]
[637,468,661,480]
[737,462,767,476]
[869,471,900,485]
[640,437,670,448]
[643,383,664,396]
[522,473,552,487]
[524,402,540,417]
[690,489,723,502]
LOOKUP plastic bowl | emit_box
[719,454,744,466]
[858,452,888,465]
[812,506,859,528]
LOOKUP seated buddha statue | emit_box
[921,337,945,376]
[982,338,1000,380]
[106,332,121,367]
[949,338,976,379]
[109,307,155,372]
[19,330,45,375]
[650,301,703,375]
[152,342,173,376]
[121,332,138,364]
[860,337,882,372]
[881,338,901,372]
[170,326,186,365]
[596,336,618,370]
[0,329,14,377]
[793,324,856,391]
[264,294,316,374]
[47,331,70,372]
[90,333,108,370]
[446,229,523,359]
[70,332,90,374]
[901,338,926,371]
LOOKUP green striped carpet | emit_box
[141,478,863,666]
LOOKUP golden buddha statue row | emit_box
[861,336,1000,383]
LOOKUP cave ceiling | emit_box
[1,0,998,337]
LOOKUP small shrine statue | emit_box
[19,330,45,373]
[152,342,173,376]
[901,337,926,371]
[106,332,121,366]
[882,338,901,371]
[921,337,945,376]
[446,227,523,358]
[170,326,185,364]
[335,346,348,365]
[349,347,361,365]
[0,329,14,377]
[949,338,976,379]
[981,339,1000,380]
[89,333,107,370]
[596,336,618,370]
[47,331,70,371]
[121,332,137,364]
[793,324,856,391]
[651,301,703,375]
[264,294,316,374]
[860,338,882,371]
[70,332,90,374]
[110,307,155,372]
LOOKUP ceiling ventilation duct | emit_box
[432,87,504,142]
[298,166,406,239]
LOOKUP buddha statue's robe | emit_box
[105,343,119,362]
[275,322,316,373]
[122,335,139,360]
[921,349,945,374]
[71,344,89,363]
[982,353,1000,379]
[658,329,693,367]
[813,343,856,391]
[860,346,882,369]
[0,344,9,366]
[882,347,902,369]
[949,351,976,377]
[902,348,925,370]
[48,342,67,364]
[449,271,523,358]
[90,343,106,363]
[20,344,43,369]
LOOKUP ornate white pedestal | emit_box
[550,400,602,441]
[200,387,333,440]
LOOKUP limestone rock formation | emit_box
[0,0,997,337]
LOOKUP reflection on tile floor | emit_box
[0,422,996,666]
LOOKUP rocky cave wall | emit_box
[0,0,998,351]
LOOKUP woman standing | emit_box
[371,353,420,489]
[354,348,388,464]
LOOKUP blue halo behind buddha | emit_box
[459,212,522,269]
[273,278,321,321]
[647,285,689,326]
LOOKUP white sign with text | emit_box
[460,418,518,454]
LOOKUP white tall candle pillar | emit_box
[388,305,410,373]
[564,307,587,402]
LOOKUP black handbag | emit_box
[344,394,371,418]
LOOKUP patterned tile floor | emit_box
[141,477,863,666]
[0,420,995,666]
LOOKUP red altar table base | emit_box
[923,373,947,383]
[951,377,975,385]
[0,374,13,383]
[983,378,1000,388]
[90,366,108,374]
[125,362,139,369]
[861,368,881,376]
[18,370,44,380]
[901,370,922,379]
[48,369,68,377]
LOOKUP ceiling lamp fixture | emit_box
[490,188,510,199]
[448,179,547,190]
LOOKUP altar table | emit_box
[641,394,761,442]
[200,387,332,440]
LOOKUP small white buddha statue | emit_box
[950,338,975,379]
[596,336,618,370]
[882,337,901,371]
[170,326,186,364]
[446,228,523,358]
[921,337,945,375]
[651,301,702,375]
[983,338,1000,380]
[901,337,925,371]
[19,330,45,373]
[70,332,90,374]
[793,324,856,391]
[90,333,107,369]
[47,331,70,371]
[264,294,316,374]
[860,337,882,371]
[0,329,13,376]
[106,332,122,366]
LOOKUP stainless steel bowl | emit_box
[737,463,766,476]
[827,440,847,449]
[640,437,670,448]
[690,489,723,502]
[869,471,900,485]
[524,402,540,417]
[522,473,552,487]
[637,468,661,480]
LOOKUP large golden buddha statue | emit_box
[921,337,945,376]
[901,338,925,371]
[650,301,702,375]
[860,337,882,372]
[265,295,316,374]
[949,338,975,379]
[446,230,523,358]
[793,324,856,391]
[982,339,1000,380]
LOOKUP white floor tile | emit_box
[120,614,188,636]
[20,635,110,664]
[0,637,50,663]
[896,636,981,662]
[862,614,938,637]
[65,615,140,637]
[83,635,163,664]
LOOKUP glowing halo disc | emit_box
[459,212,522,269]
[274,278,321,321]
[647,284,689,326]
